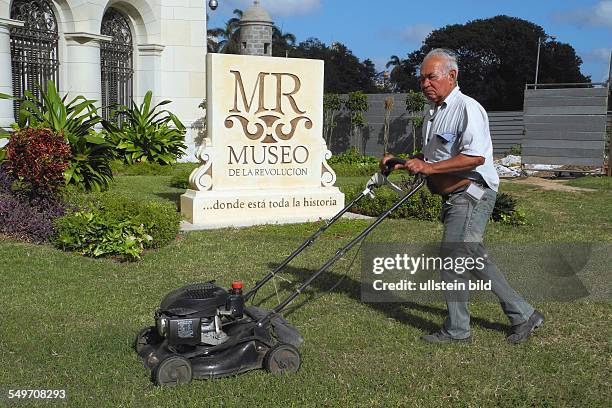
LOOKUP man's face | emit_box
[419,56,457,105]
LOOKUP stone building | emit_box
[238,0,272,57]
[0,0,207,160]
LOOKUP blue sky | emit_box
[208,0,612,82]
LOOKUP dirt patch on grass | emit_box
[507,177,596,192]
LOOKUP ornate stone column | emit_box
[0,17,24,129]
[136,43,165,102]
[63,32,111,107]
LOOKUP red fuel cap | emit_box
[231,280,243,289]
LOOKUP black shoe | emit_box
[420,330,472,344]
[507,310,545,344]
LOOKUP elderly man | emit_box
[382,49,543,344]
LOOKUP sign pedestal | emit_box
[181,187,344,228]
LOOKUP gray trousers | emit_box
[439,186,534,339]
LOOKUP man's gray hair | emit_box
[422,48,459,77]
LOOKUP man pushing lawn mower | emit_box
[381,48,544,344]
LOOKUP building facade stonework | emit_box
[0,0,207,161]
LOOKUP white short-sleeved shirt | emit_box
[421,86,499,192]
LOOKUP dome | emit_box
[240,1,273,23]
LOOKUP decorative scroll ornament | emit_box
[101,8,132,45]
[11,0,57,33]
[224,113,313,144]
[320,149,337,187]
[189,139,213,191]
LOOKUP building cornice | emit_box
[0,18,25,28]
[137,43,165,56]
[64,32,113,44]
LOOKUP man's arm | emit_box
[403,154,484,176]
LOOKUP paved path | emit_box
[506,177,595,192]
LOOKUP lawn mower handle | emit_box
[382,157,407,176]
[256,174,427,328]
[243,184,375,302]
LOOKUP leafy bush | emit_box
[95,195,181,249]
[106,91,187,165]
[341,182,441,221]
[328,148,379,176]
[58,192,181,260]
[169,167,194,189]
[54,211,153,260]
[508,144,522,156]
[0,165,66,242]
[63,132,115,192]
[330,162,379,177]
[492,192,526,225]
[5,127,71,196]
[342,182,526,226]
[329,147,378,165]
[0,82,115,191]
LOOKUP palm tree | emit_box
[208,9,242,54]
[272,26,296,57]
[385,55,402,73]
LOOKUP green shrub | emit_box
[342,184,526,225]
[99,196,181,248]
[60,192,181,254]
[492,192,526,225]
[54,211,152,260]
[169,167,194,189]
[0,82,115,192]
[330,162,379,177]
[508,144,522,156]
[328,147,378,165]
[341,183,441,221]
[106,91,186,165]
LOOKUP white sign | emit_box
[181,54,344,228]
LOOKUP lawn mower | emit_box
[134,158,425,386]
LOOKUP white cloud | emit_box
[399,24,434,44]
[554,0,612,29]
[378,24,433,46]
[222,0,320,17]
[583,47,612,62]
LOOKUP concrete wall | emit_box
[329,93,524,157]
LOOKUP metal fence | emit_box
[522,84,609,167]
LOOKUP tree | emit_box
[382,96,394,153]
[208,9,242,54]
[323,93,342,147]
[345,91,368,154]
[294,38,376,93]
[389,15,589,110]
[405,91,427,153]
[272,26,296,57]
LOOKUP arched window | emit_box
[10,0,60,120]
[100,8,133,122]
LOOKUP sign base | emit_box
[181,187,345,229]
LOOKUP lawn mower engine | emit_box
[155,281,243,347]
[135,280,304,386]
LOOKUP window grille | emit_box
[100,8,133,123]
[10,0,60,120]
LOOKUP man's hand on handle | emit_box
[380,153,433,176]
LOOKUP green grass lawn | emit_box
[0,173,610,407]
